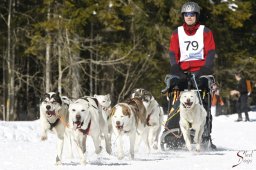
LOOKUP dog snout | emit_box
[116,121,121,126]
[46,105,51,110]
[76,114,81,121]
[186,98,191,103]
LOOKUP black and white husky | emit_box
[39,92,71,165]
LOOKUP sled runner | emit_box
[160,74,216,151]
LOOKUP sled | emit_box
[160,75,215,151]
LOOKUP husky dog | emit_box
[39,92,70,165]
[68,96,112,164]
[93,94,112,148]
[179,90,207,151]
[110,98,147,159]
[94,94,112,123]
[131,88,164,151]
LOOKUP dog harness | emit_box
[47,118,60,130]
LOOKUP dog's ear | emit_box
[106,94,110,99]
[54,92,62,105]
[179,91,183,97]
[40,93,49,102]
[110,107,116,117]
[122,106,131,118]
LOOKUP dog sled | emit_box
[160,74,216,151]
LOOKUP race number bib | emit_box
[178,25,204,62]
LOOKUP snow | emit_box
[1,112,256,170]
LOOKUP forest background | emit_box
[0,0,256,121]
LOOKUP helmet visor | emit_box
[184,12,196,17]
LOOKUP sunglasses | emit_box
[184,12,196,17]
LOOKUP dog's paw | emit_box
[117,154,124,160]
[55,161,62,166]
[106,147,112,155]
[130,153,135,160]
[95,146,102,154]
[187,144,192,151]
[80,159,87,165]
[153,143,158,150]
[41,135,47,141]
[196,144,201,152]
[55,156,62,165]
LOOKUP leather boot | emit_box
[245,112,250,122]
[236,113,242,122]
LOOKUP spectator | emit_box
[230,72,250,122]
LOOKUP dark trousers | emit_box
[237,94,249,120]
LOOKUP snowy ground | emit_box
[0,112,256,170]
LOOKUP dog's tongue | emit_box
[46,110,55,116]
[116,125,123,130]
[74,121,82,128]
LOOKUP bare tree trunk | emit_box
[26,58,29,119]
[2,49,6,120]
[57,18,62,95]
[45,7,51,93]
[64,29,81,98]
[89,23,94,96]
[6,0,13,121]
[58,45,62,95]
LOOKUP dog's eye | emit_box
[81,109,85,112]
[121,116,124,118]
[72,109,76,112]
[102,101,105,103]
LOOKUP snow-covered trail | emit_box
[0,112,256,170]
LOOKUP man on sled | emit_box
[161,1,217,150]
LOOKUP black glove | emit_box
[195,66,213,79]
[170,64,186,80]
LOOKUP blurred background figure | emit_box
[230,72,250,122]
[211,83,224,116]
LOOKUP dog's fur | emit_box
[68,96,112,164]
[179,90,207,151]
[110,98,147,159]
[39,92,70,164]
[130,88,164,151]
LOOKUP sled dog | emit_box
[179,90,207,151]
[94,94,112,126]
[110,98,147,159]
[39,92,70,165]
[68,96,111,164]
[131,88,164,151]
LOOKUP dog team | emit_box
[40,88,206,165]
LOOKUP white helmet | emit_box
[181,2,200,15]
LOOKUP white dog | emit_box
[131,88,164,151]
[110,98,147,159]
[179,90,207,151]
[39,92,70,165]
[94,94,112,117]
[68,96,112,165]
